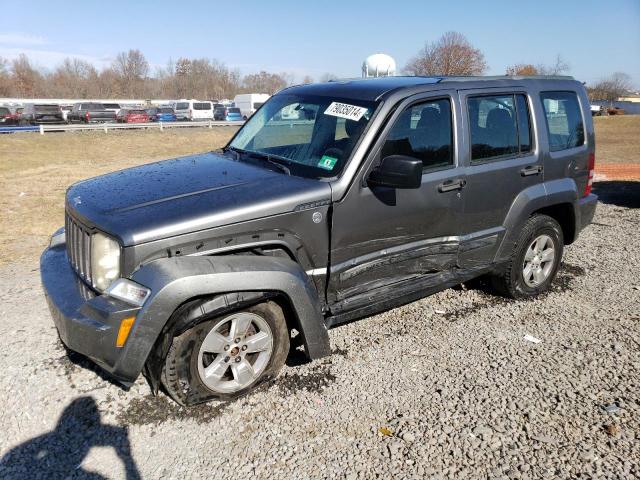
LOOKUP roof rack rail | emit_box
[439,75,575,82]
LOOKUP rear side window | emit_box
[540,91,585,151]
[175,102,189,110]
[381,98,454,171]
[193,102,211,110]
[468,94,533,162]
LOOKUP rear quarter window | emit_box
[540,91,585,151]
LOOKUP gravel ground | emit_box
[0,185,638,479]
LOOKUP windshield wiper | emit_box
[224,146,291,175]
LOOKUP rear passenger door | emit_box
[457,90,540,267]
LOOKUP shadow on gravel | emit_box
[593,181,640,208]
[0,396,140,479]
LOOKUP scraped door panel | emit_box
[328,94,465,313]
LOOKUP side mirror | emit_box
[367,155,423,189]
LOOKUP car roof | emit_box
[280,75,577,102]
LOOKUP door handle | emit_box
[520,165,543,176]
[438,179,466,193]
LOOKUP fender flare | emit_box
[114,255,331,384]
[494,179,579,263]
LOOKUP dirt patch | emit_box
[116,394,228,426]
[277,364,337,394]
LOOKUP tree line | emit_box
[0,34,635,101]
[0,49,307,99]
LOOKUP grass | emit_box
[593,115,640,164]
[0,116,638,267]
[0,128,238,266]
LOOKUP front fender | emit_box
[117,255,330,382]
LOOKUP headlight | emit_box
[91,232,120,291]
[106,279,150,307]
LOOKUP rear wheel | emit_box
[161,301,289,405]
[491,214,563,299]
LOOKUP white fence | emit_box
[0,120,244,135]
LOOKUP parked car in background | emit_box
[172,99,214,121]
[68,103,116,123]
[103,103,121,116]
[0,106,19,126]
[233,93,270,119]
[213,105,227,120]
[116,108,149,123]
[224,107,243,121]
[146,107,177,122]
[20,104,65,125]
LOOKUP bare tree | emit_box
[0,56,11,96]
[112,49,149,97]
[536,54,570,75]
[242,71,288,94]
[11,54,44,97]
[588,72,634,103]
[405,32,487,76]
[301,75,314,84]
[50,58,98,97]
[505,64,539,76]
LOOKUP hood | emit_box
[66,152,332,245]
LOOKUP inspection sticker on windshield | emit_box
[324,102,368,121]
[318,155,338,171]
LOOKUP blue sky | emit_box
[2,0,639,87]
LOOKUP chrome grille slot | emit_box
[65,213,93,286]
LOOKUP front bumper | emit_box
[40,243,142,385]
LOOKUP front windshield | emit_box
[228,94,378,178]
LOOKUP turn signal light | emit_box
[116,317,136,347]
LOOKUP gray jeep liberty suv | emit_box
[41,76,597,405]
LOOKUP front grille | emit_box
[65,213,93,286]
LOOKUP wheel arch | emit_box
[121,255,330,390]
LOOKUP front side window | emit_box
[381,98,454,171]
[540,91,585,151]
[229,94,376,178]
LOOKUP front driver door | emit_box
[328,92,466,315]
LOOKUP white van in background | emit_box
[233,93,270,119]
[172,99,213,121]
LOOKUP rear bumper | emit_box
[576,193,598,234]
[40,243,142,385]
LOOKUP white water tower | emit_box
[362,53,397,78]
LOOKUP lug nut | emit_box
[234,338,241,343]
[241,345,248,351]
[234,357,241,363]
[224,356,230,363]
[224,345,230,351]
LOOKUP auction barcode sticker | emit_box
[324,102,368,121]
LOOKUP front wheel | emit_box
[491,214,564,299]
[161,301,290,405]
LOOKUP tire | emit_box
[491,214,564,299]
[161,301,290,406]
